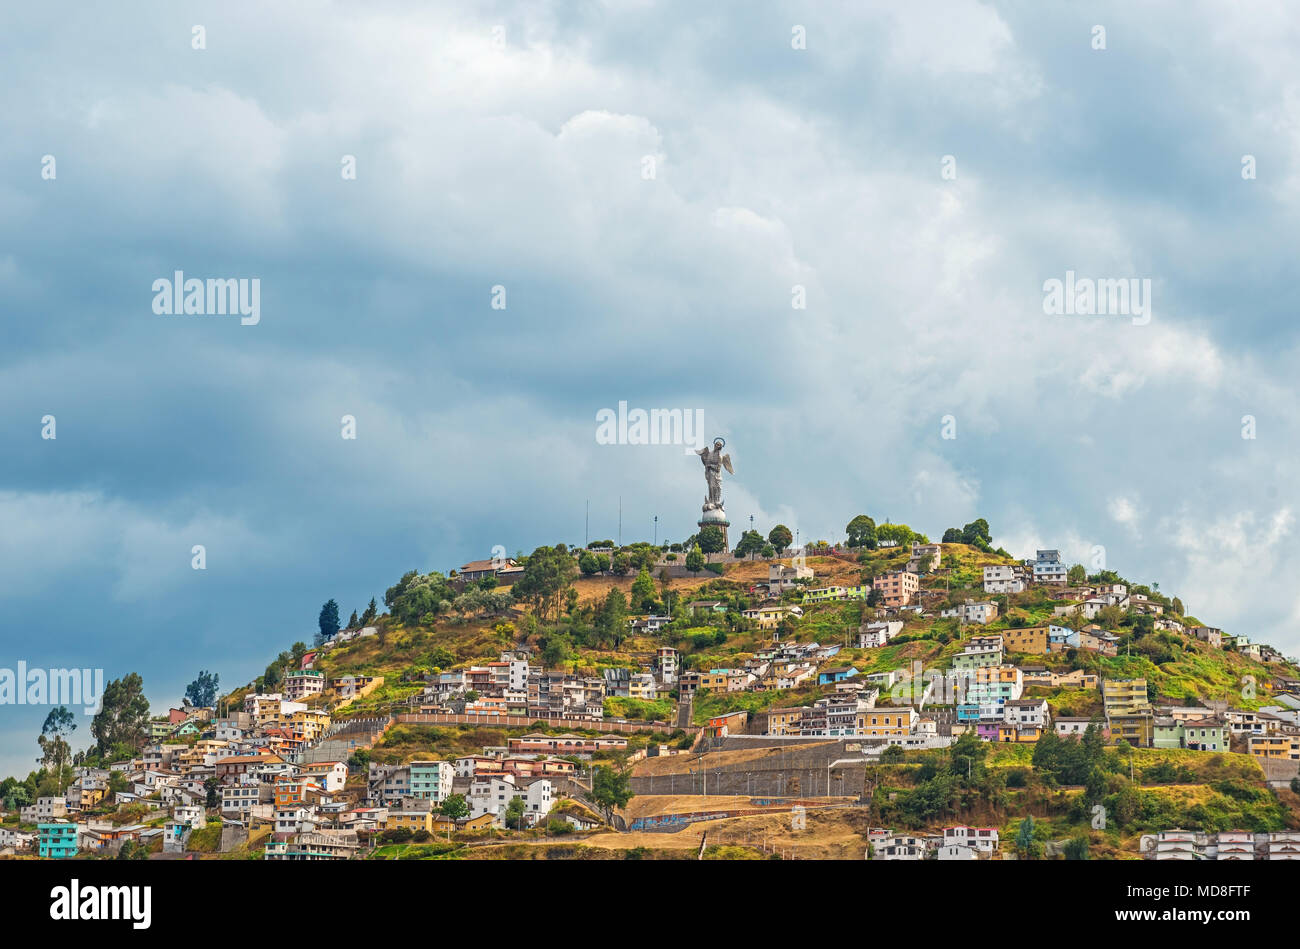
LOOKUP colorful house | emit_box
[38,822,78,859]
[818,666,860,685]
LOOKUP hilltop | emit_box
[11,521,1297,863]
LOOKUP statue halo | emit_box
[712,436,726,448]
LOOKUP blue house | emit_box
[1048,625,1080,651]
[817,666,859,685]
[39,822,78,859]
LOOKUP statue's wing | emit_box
[721,454,734,475]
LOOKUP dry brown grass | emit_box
[584,807,868,858]
[630,742,839,777]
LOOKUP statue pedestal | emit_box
[698,507,730,551]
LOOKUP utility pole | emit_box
[654,515,658,546]
[618,497,622,547]
[585,499,589,548]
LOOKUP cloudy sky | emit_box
[2,0,1298,777]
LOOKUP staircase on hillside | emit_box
[676,694,693,729]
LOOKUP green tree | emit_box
[184,670,220,708]
[541,635,571,668]
[961,519,992,547]
[941,527,962,543]
[875,523,915,547]
[611,552,631,576]
[697,525,726,554]
[91,673,150,758]
[948,730,988,783]
[768,524,793,552]
[360,597,379,625]
[845,514,877,549]
[38,707,76,793]
[1015,815,1039,859]
[504,796,526,830]
[579,551,607,576]
[117,840,148,860]
[512,545,579,620]
[1064,835,1090,860]
[591,765,634,823]
[734,530,765,558]
[685,546,705,574]
[1067,564,1087,584]
[440,793,469,819]
[347,609,359,628]
[385,570,456,625]
[630,567,657,612]
[318,599,341,643]
[596,588,629,647]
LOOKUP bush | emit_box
[547,820,574,835]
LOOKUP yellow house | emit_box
[742,605,803,630]
[696,672,729,694]
[288,709,332,742]
[1002,626,1049,655]
[765,707,808,736]
[1103,678,1150,717]
[857,707,916,736]
[1250,734,1300,760]
[997,724,1044,743]
[70,786,106,810]
[628,674,656,700]
[1107,713,1154,747]
[385,811,434,833]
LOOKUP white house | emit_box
[941,600,999,625]
[468,774,554,827]
[857,621,904,649]
[872,833,928,860]
[982,565,1025,594]
[1002,698,1050,729]
[171,804,207,829]
[301,761,349,793]
[936,844,978,860]
[944,825,999,853]
[1032,550,1068,584]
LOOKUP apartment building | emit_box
[1250,734,1300,760]
[872,571,919,607]
[982,565,1025,594]
[1001,626,1049,655]
[283,670,326,701]
[1033,549,1068,584]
